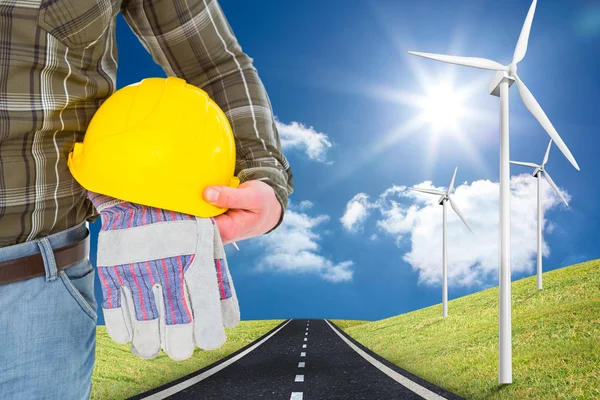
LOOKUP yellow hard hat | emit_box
[68,76,240,218]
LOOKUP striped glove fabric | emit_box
[88,190,240,361]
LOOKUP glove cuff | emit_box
[87,190,128,213]
[87,190,199,231]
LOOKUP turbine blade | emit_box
[448,166,458,194]
[513,74,580,171]
[409,187,445,196]
[510,161,539,168]
[448,197,474,234]
[543,170,569,206]
[407,51,507,71]
[542,139,552,166]
[512,0,538,64]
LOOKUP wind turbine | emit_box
[511,140,568,290]
[408,0,580,384]
[410,167,473,318]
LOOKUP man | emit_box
[0,1,293,399]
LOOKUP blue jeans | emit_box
[0,220,97,400]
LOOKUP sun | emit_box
[320,54,499,186]
[419,84,466,133]
[355,62,498,177]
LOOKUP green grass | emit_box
[333,259,600,400]
[330,319,370,330]
[91,319,283,400]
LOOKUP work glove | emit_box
[87,190,240,361]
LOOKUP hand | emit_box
[203,179,282,244]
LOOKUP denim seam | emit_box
[60,273,98,322]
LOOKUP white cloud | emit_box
[275,117,332,162]
[298,200,314,210]
[340,193,374,232]
[254,209,353,283]
[341,174,570,288]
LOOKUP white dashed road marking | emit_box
[289,323,308,400]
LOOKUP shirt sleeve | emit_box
[120,0,294,231]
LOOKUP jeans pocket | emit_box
[36,0,117,49]
[60,258,98,322]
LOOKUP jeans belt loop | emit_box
[37,237,58,282]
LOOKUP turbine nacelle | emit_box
[508,63,518,77]
[510,140,569,207]
[407,0,580,172]
[409,167,474,234]
[488,71,515,97]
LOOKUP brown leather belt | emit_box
[0,230,90,285]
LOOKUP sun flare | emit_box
[360,61,498,177]
[326,48,501,185]
[419,84,466,133]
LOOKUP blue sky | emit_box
[92,0,600,324]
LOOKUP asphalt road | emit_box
[130,319,465,400]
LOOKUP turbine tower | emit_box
[410,167,473,318]
[408,0,579,384]
[511,140,568,290]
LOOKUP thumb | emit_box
[203,185,259,210]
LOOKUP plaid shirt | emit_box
[0,0,293,248]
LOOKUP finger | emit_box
[159,281,195,361]
[103,305,131,345]
[154,255,195,360]
[120,286,136,346]
[222,266,240,328]
[220,267,240,328]
[213,209,259,244]
[203,184,261,211]
[154,281,193,361]
[116,263,161,359]
[131,319,161,360]
[98,266,131,345]
[212,212,236,244]
[186,218,226,350]
[212,220,240,328]
[126,285,160,360]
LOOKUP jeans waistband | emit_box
[0,220,89,264]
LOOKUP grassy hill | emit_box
[333,259,600,400]
[91,320,283,400]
